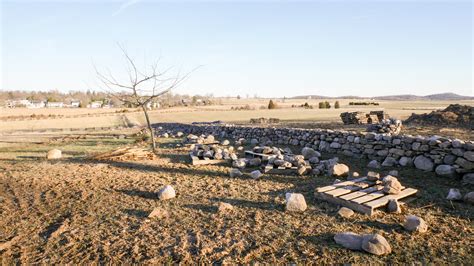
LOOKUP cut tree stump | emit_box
[189,153,230,166]
[314,177,418,215]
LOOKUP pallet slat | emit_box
[315,177,368,193]
[339,185,383,201]
[364,188,418,208]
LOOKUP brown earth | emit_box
[0,134,473,264]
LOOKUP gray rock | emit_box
[455,157,474,170]
[383,177,402,195]
[399,156,412,167]
[414,155,434,171]
[446,188,462,201]
[443,154,457,165]
[232,159,247,169]
[334,232,363,250]
[382,157,398,167]
[435,165,456,177]
[250,170,263,179]
[285,193,307,212]
[387,199,401,213]
[462,173,474,185]
[250,139,259,145]
[337,207,354,218]
[368,160,381,169]
[388,170,399,177]
[403,215,428,233]
[158,185,176,200]
[302,147,320,159]
[464,192,474,205]
[308,156,320,164]
[330,142,342,149]
[329,163,349,177]
[361,234,392,256]
[229,168,243,178]
[249,157,262,166]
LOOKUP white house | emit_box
[46,102,64,108]
[70,101,81,108]
[27,101,46,109]
[88,101,103,108]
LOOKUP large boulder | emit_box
[414,156,434,171]
[334,232,363,250]
[46,149,62,160]
[285,193,307,212]
[158,185,176,200]
[361,234,392,256]
[403,215,428,233]
[328,163,349,177]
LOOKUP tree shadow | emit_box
[123,208,149,218]
[183,203,217,213]
[211,197,282,211]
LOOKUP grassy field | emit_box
[1,99,473,133]
[0,134,472,264]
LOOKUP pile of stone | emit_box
[249,117,280,124]
[367,119,402,135]
[404,104,474,129]
[183,134,225,145]
[340,111,390,125]
[190,143,238,161]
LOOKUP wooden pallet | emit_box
[314,177,418,215]
[189,154,230,166]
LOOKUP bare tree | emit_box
[95,45,194,152]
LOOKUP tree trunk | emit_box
[141,105,156,152]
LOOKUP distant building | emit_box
[6,99,31,108]
[70,101,81,108]
[88,101,103,108]
[27,101,46,109]
[46,102,64,108]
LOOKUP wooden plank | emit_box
[364,188,418,208]
[324,182,373,197]
[339,185,383,201]
[315,191,373,215]
[315,177,368,193]
[351,190,385,204]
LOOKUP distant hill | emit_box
[291,93,473,101]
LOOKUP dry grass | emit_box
[0,135,473,264]
[1,99,472,133]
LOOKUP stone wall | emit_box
[154,123,474,178]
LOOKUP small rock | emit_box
[367,171,380,181]
[148,207,168,219]
[297,165,307,176]
[302,147,320,159]
[337,207,354,218]
[403,215,428,233]
[232,159,247,169]
[368,160,381,169]
[285,193,307,212]
[464,192,474,205]
[308,156,320,164]
[361,234,392,255]
[249,157,262,166]
[229,168,243,178]
[46,149,62,160]
[158,185,176,200]
[217,202,233,213]
[388,170,399,177]
[383,177,402,194]
[382,157,397,167]
[387,199,401,213]
[221,139,230,145]
[250,170,263,179]
[462,173,474,185]
[329,163,349,177]
[446,188,462,201]
[435,165,456,177]
[333,179,342,184]
[334,232,363,250]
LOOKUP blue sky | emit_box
[1,0,473,97]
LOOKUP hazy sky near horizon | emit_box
[1,0,473,97]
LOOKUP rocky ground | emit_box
[0,135,473,264]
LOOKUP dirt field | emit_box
[0,132,473,264]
